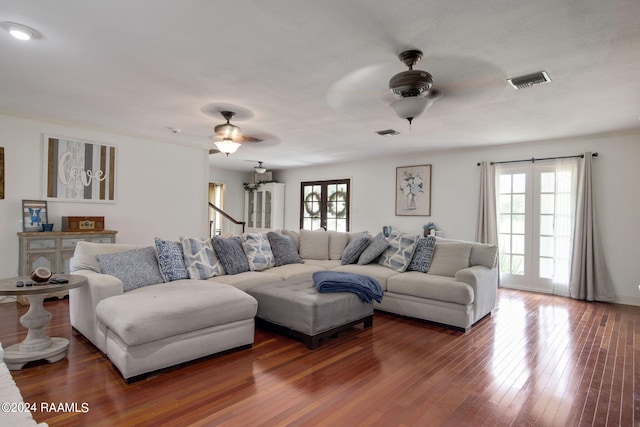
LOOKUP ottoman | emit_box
[95,280,258,382]
[245,278,374,349]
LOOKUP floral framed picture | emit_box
[396,164,431,216]
[22,199,48,232]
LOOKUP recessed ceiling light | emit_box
[3,22,38,41]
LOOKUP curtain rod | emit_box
[477,152,598,166]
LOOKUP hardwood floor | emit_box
[0,289,638,426]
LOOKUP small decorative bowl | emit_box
[31,267,52,283]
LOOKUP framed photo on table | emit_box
[22,199,48,232]
[396,164,431,216]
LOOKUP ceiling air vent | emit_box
[376,129,400,136]
[507,70,551,89]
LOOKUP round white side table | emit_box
[0,274,87,370]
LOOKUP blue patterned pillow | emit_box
[212,236,250,275]
[97,246,164,292]
[378,230,419,272]
[154,238,189,282]
[341,234,370,265]
[242,233,275,271]
[358,232,390,264]
[180,236,225,279]
[267,232,303,266]
[407,235,437,272]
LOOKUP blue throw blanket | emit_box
[312,271,383,304]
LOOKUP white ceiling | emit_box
[1,0,639,172]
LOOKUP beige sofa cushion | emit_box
[96,281,257,346]
[332,263,398,291]
[328,231,350,260]
[299,229,329,260]
[387,272,474,305]
[427,241,472,277]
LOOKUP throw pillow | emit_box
[97,246,164,292]
[358,232,390,264]
[378,230,419,272]
[241,233,275,271]
[299,229,329,260]
[212,236,250,275]
[407,235,437,273]
[180,236,225,279]
[154,238,189,282]
[341,234,370,265]
[470,243,498,269]
[267,231,303,266]
[427,241,472,277]
[281,229,300,252]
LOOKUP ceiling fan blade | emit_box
[209,148,221,155]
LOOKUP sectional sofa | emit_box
[69,229,498,380]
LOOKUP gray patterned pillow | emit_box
[267,232,303,266]
[180,236,225,279]
[242,233,275,271]
[407,235,437,272]
[212,236,250,275]
[358,232,390,264]
[378,230,419,272]
[97,246,164,292]
[341,234,370,265]
[154,238,189,282]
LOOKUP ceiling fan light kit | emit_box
[214,138,241,156]
[388,49,439,124]
[254,161,267,174]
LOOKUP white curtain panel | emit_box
[569,152,615,302]
[475,161,498,245]
[551,157,579,296]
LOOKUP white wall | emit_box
[276,131,640,306]
[0,114,209,278]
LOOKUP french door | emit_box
[496,162,577,294]
[300,179,350,231]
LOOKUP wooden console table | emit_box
[16,230,117,305]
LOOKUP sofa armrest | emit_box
[455,265,498,322]
[69,269,124,352]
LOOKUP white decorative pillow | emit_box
[427,241,472,277]
[180,236,225,279]
[241,233,275,271]
[299,229,329,260]
[378,230,419,272]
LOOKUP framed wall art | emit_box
[396,164,431,216]
[44,136,117,203]
[22,199,48,232]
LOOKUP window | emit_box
[300,179,350,231]
[496,161,577,294]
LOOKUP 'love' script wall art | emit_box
[45,136,117,203]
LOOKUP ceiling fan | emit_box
[326,50,502,124]
[209,110,264,156]
[388,49,443,125]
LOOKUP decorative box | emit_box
[61,216,105,232]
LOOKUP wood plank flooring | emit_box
[0,289,638,426]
